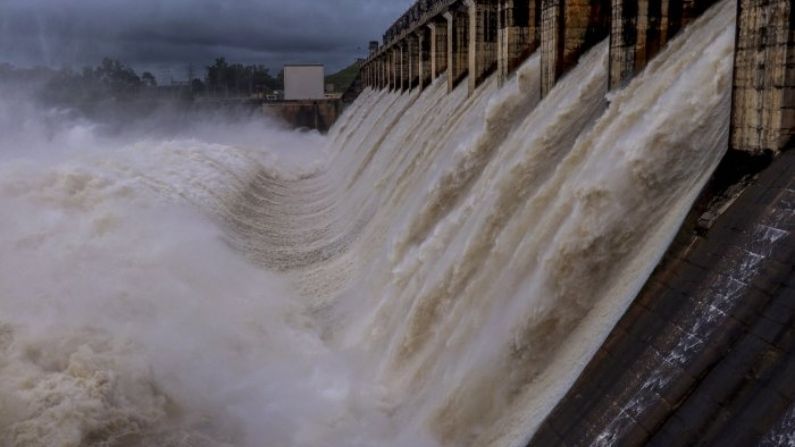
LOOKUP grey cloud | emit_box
[0,0,412,78]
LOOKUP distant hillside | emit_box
[325,61,361,93]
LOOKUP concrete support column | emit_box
[540,0,610,96]
[609,0,718,89]
[395,44,403,91]
[498,0,541,84]
[384,50,395,90]
[466,0,499,95]
[380,56,387,89]
[400,42,411,91]
[374,58,380,89]
[375,58,381,89]
[428,20,449,79]
[381,53,389,89]
[445,7,470,92]
[731,0,794,154]
[391,48,401,90]
[389,47,399,90]
[417,28,433,90]
[407,34,421,90]
[384,50,392,90]
[381,52,389,88]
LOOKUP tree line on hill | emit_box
[0,57,361,115]
[0,57,286,103]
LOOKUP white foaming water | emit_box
[0,2,735,446]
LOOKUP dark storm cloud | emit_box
[0,0,413,78]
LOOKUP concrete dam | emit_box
[0,0,792,446]
[355,0,794,445]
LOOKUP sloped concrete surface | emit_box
[530,150,795,446]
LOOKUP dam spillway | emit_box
[359,0,794,444]
[0,0,792,446]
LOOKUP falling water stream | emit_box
[0,1,736,446]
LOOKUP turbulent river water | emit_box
[0,2,736,446]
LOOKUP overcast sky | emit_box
[0,0,412,82]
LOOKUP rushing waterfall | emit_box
[0,1,736,446]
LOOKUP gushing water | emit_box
[0,2,736,446]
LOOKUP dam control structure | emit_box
[358,0,794,445]
[360,0,792,156]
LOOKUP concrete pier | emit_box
[395,44,403,90]
[391,48,400,90]
[417,29,433,89]
[388,53,393,89]
[730,0,794,154]
[373,57,379,89]
[498,0,541,84]
[429,20,449,79]
[400,42,411,91]
[389,47,396,90]
[609,0,719,89]
[407,34,421,90]
[540,0,610,96]
[376,60,381,88]
[382,54,387,89]
[379,56,386,89]
[445,6,470,92]
[467,0,499,94]
[366,64,373,87]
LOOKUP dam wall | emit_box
[539,0,611,95]
[498,0,541,84]
[357,0,794,443]
[366,0,703,95]
[731,0,794,155]
[609,0,720,89]
[361,0,792,152]
[362,0,614,97]
[467,0,499,94]
[446,6,470,91]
